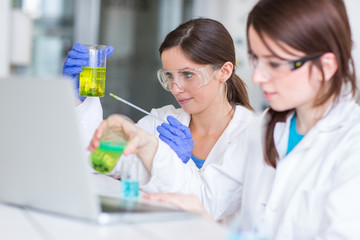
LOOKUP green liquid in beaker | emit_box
[79,67,106,97]
[90,140,125,174]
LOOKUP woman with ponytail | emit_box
[87,18,255,219]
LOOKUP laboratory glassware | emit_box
[90,116,130,174]
[79,44,109,97]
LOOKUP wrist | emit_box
[137,132,158,171]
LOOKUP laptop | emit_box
[0,77,194,224]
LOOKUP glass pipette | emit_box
[109,93,167,123]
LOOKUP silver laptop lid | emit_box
[0,77,101,221]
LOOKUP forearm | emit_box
[144,192,214,221]
[142,140,246,220]
[117,118,160,173]
[134,133,158,172]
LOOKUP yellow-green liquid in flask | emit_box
[90,140,126,174]
[79,67,106,97]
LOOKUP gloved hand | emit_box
[63,43,114,101]
[157,116,194,164]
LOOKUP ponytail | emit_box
[227,73,253,111]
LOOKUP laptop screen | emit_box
[0,77,101,220]
[0,77,195,224]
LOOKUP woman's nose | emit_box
[170,81,184,94]
[252,67,270,85]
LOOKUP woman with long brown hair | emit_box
[232,0,360,238]
[64,18,253,171]
[82,17,254,218]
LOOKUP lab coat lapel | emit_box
[274,91,354,159]
[269,92,356,211]
[204,106,254,165]
[175,109,191,127]
[274,112,318,159]
[315,92,354,132]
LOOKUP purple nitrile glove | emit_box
[62,43,114,101]
[157,116,194,163]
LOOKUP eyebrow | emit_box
[251,52,296,62]
[163,67,197,71]
[251,51,277,59]
[262,54,278,59]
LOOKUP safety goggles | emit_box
[157,66,219,92]
[248,53,322,79]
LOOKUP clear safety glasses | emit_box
[157,66,219,92]
[248,53,322,79]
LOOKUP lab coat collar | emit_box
[225,105,255,143]
[170,107,191,127]
[202,105,254,168]
[178,105,254,143]
[315,87,355,132]
[274,85,357,158]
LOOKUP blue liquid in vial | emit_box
[121,180,139,198]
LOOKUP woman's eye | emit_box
[268,61,281,68]
[182,71,193,78]
[165,72,174,79]
[249,53,257,61]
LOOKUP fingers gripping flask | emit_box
[90,117,128,174]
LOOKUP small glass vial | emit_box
[226,211,271,240]
[120,155,139,198]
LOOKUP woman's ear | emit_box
[320,52,338,82]
[218,61,234,82]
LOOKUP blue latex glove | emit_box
[62,43,114,101]
[157,116,194,163]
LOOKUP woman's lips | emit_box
[177,98,192,105]
[263,90,277,99]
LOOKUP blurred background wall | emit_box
[1,0,359,121]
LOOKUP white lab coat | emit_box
[112,104,254,186]
[75,98,255,195]
[148,89,360,239]
[240,91,360,239]
[141,106,256,219]
[75,97,103,151]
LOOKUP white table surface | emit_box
[0,174,228,240]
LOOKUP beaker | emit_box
[79,44,109,97]
[90,117,129,174]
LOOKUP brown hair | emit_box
[247,0,357,168]
[159,18,253,110]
